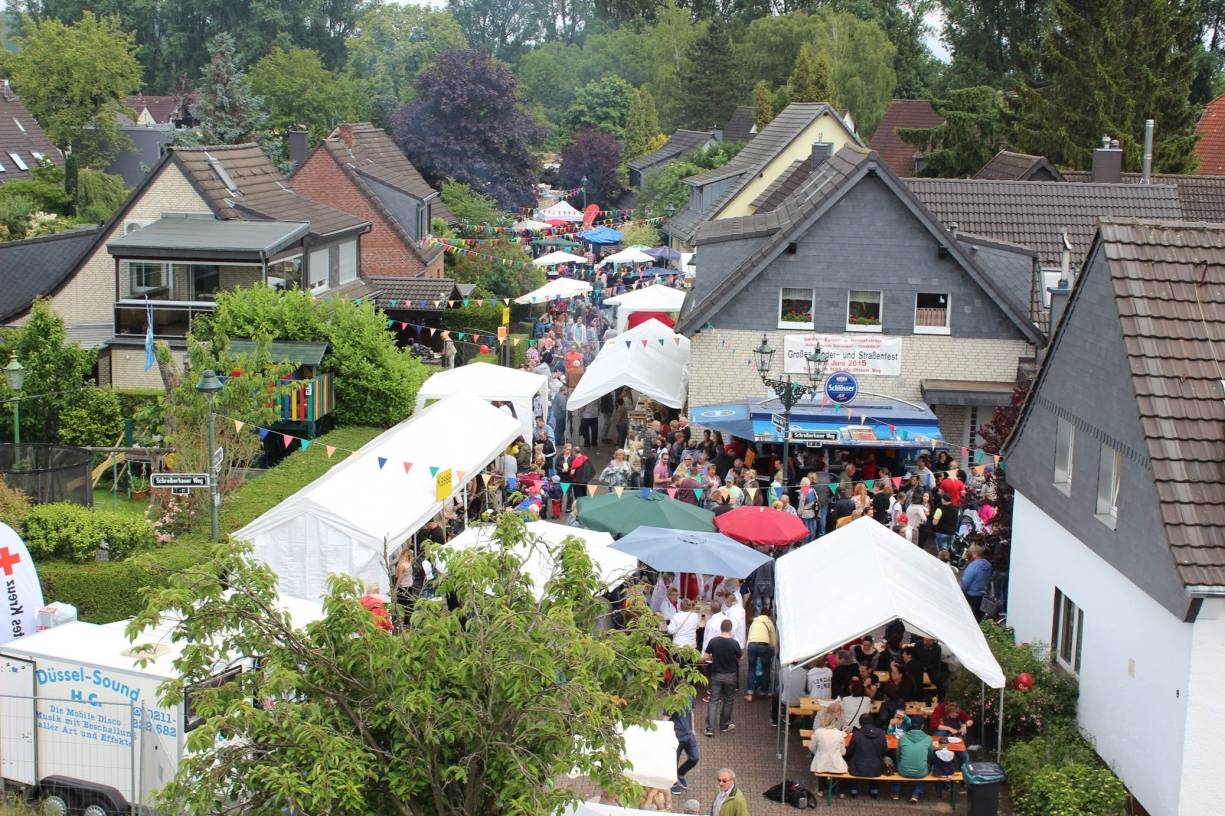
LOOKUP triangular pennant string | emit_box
[257,427,270,440]
[403,461,413,474]
[325,445,336,459]
[377,457,388,469]
[233,419,244,432]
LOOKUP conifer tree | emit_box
[194,33,268,145]
[623,88,662,159]
[752,80,775,130]
[678,18,736,129]
[788,43,834,104]
[899,87,1011,178]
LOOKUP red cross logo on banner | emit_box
[0,547,20,576]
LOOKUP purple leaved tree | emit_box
[390,49,544,210]
[560,128,625,209]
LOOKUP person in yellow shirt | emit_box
[745,607,778,702]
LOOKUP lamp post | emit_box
[196,369,224,542]
[4,355,24,447]
[581,175,588,210]
[753,334,829,486]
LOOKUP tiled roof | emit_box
[974,150,1064,181]
[866,99,943,178]
[904,177,1184,267]
[123,94,180,124]
[628,129,714,171]
[1062,170,1225,223]
[1195,93,1225,175]
[752,159,815,212]
[723,106,756,143]
[0,84,64,181]
[1096,219,1225,585]
[368,277,458,311]
[172,144,368,237]
[0,227,100,322]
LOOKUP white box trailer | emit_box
[0,596,324,815]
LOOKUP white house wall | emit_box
[1179,597,1225,815]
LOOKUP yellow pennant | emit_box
[325,445,336,459]
[614,486,624,498]
[233,419,244,432]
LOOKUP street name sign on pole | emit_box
[212,446,225,470]
[150,473,211,489]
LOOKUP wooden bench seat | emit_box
[812,772,963,810]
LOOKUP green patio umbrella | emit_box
[576,491,715,537]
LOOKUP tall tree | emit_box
[391,49,543,209]
[446,0,541,61]
[247,47,363,144]
[752,80,775,129]
[1010,0,1201,173]
[132,515,695,816]
[788,43,834,103]
[623,88,662,159]
[194,33,268,145]
[563,74,635,138]
[899,86,1010,177]
[833,0,941,98]
[939,0,1049,88]
[678,16,737,129]
[516,42,586,123]
[561,128,626,205]
[1,11,141,167]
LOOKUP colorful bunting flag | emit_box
[560,482,571,493]
[281,433,293,448]
[403,462,413,474]
[667,488,677,498]
[829,483,838,495]
[892,477,902,489]
[300,440,311,451]
[614,486,624,498]
[429,466,440,478]
[377,457,388,469]
[694,488,704,501]
[325,445,336,459]
[864,479,874,490]
[232,419,244,432]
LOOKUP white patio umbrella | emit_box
[532,250,590,267]
[598,246,655,267]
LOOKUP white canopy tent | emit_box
[533,250,590,268]
[560,804,671,816]
[515,277,593,304]
[598,247,654,267]
[416,362,547,440]
[235,395,522,602]
[567,319,690,411]
[514,219,552,232]
[602,284,688,332]
[536,201,584,222]
[445,521,635,599]
[568,720,679,794]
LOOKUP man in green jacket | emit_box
[893,718,934,803]
[711,767,749,816]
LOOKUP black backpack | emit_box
[763,780,816,809]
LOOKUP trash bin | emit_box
[965,761,1005,816]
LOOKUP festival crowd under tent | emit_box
[515,277,594,304]
[234,395,522,602]
[567,319,690,411]
[536,200,585,222]
[532,250,590,268]
[415,362,548,440]
[445,521,636,600]
[602,283,688,332]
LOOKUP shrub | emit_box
[24,503,156,563]
[58,387,124,447]
[1005,723,1129,816]
[0,478,32,532]
[443,302,502,335]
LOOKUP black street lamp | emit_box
[754,334,829,485]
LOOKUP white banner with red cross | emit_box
[0,522,43,643]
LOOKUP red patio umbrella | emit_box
[714,505,809,548]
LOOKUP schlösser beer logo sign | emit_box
[824,371,859,404]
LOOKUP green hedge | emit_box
[115,388,164,421]
[1004,722,1129,816]
[37,425,383,621]
[25,503,156,562]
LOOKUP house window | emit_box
[129,262,166,295]
[339,241,358,283]
[308,249,329,290]
[192,264,221,300]
[269,256,303,292]
[1095,443,1120,525]
[778,288,814,329]
[847,290,882,332]
[914,292,950,334]
[1051,589,1084,674]
[1053,417,1074,494]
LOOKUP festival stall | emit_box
[532,250,590,268]
[235,395,522,602]
[602,284,687,332]
[597,247,654,267]
[580,226,623,246]
[567,319,690,411]
[515,277,594,304]
[416,362,547,440]
[536,201,585,223]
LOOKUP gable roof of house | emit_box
[681,145,1044,345]
[123,94,180,125]
[367,276,459,312]
[668,103,862,244]
[171,144,368,238]
[0,226,100,322]
[628,129,714,172]
[723,105,756,143]
[974,150,1065,182]
[1060,169,1225,223]
[1195,93,1225,175]
[0,83,64,181]
[866,99,944,178]
[1007,219,1225,588]
[903,177,1184,267]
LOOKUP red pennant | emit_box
[281,433,293,448]
[403,461,413,474]
[667,488,677,498]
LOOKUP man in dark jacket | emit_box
[845,713,887,798]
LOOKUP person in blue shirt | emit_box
[960,545,993,621]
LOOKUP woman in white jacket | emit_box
[808,709,849,773]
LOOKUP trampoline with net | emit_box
[0,444,93,506]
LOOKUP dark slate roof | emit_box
[956,231,1039,325]
[974,150,1065,182]
[751,159,814,212]
[865,99,943,178]
[723,105,756,143]
[0,84,64,181]
[368,277,459,311]
[1194,92,1225,175]
[0,227,99,322]
[628,129,714,171]
[171,144,368,238]
[903,178,1184,267]
[682,145,1043,345]
[1061,170,1225,223]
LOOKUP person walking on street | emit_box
[671,709,700,796]
[702,619,742,736]
[711,768,749,816]
[744,607,777,702]
[961,545,993,621]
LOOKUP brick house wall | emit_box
[292,149,442,279]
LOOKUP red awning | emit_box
[627,311,675,329]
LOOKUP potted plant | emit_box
[781,310,812,323]
[130,475,150,500]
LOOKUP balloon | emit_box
[1014,672,1034,691]
[479,344,490,354]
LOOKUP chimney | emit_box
[338,123,354,148]
[1047,230,1075,339]
[811,142,833,169]
[1141,119,1154,184]
[287,128,308,169]
[1092,135,1123,183]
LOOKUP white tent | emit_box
[536,200,585,222]
[514,219,552,232]
[515,277,593,304]
[416,362,547,440]
[598,247,654,267]
[620,721,679,789]
[533,250,590,267]
[235,395,522,602]
[567,319,690,411]
[602,284,688,332]
[560,804,671,816]
[773,516,1005,688]
[446,521,635,599]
